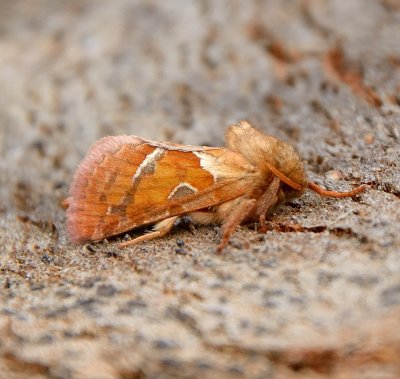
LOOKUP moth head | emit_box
[227,121,365,200]
[264,138,308,200]
[265,160,306,202]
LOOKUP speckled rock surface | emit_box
[0,1,399,378]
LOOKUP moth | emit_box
[63,121,365,251]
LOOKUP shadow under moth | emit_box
[63,121,365,251]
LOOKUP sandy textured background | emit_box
[0,1,399,378]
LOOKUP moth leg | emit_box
[255,176,280,232]
[60,197,71,210]
[217,198,257,253]
[119,216,178,248]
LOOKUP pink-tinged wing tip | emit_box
[66,135,144,244]
[69,136,141,199]
[66,212,95,244]
[66,218,86,244]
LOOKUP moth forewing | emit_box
[66,136,257,244]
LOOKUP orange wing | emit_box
[66,136,258,243]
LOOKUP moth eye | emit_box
[279,184,302,201]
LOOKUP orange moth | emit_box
[63,121,365,251]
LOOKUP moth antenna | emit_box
[264,161,302,191]
[308,182,366,198]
